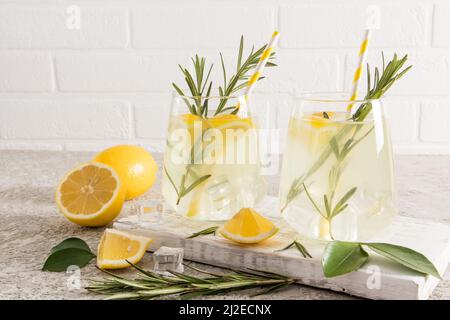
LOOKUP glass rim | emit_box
[296,91,381,104]
[294,113,374,125]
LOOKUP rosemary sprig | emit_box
[215,36,276,115]
[172,55,214,117]
[187,226,219,239]
[164,166,211,205]
[276,240,312,258]
[281,53,412,213]
[87,262,295,300]
[172,36,276,119]
[353,53,412,121]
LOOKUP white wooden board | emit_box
[114,198,450,300]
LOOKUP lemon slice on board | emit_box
[97,229,152,269]
[55,162,125,227]
[219,208,278,244]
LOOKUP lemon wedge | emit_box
[219,208,278,244]
[94,145,158,200]
[97,229,152,269]
[55,162,125,227]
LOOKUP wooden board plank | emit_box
[114,198,450,300]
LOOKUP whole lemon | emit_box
[94,145,158,200]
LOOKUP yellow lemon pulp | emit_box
[219,208,278,244]
[289,112,339,151]
[207,114,254,129]
[94,145,158,200]
[307,112,335,128]
[55,162,125,227]
[97,229,152,269]
[181,113,203,125]
[181,113,254,130]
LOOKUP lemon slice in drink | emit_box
[207,114,254,130]
[56,162,125,227]
[97,229,152,269]
[289,112,339,151]
[219,208,278,244]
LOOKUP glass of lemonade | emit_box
[162,93,266,220]
[279,93,397,241]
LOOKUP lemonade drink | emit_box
[162,112,266,221]
[280,109,396,241]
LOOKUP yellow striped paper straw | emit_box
[347,29,371,112]
[245,31,280,98]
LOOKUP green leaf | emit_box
[331,187,357,218]
[275,242,295,252]
[181,174,211,196]
[200,64,214,95]
[237,35,244,71]
[302,183,324,218]
[294,241,312,258]
[43,248,95,272]
[202,81,213,116]
[329,137,340,159]
[50,237,92,254]
[324,194,331,218]
[322,241,368,277]
[219,52,227,89]
[164,166,179,197]
[275,241,312,258]
[187,226,219,239]
[364,243,441,279]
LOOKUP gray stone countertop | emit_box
[0,150,449,300]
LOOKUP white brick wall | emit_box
[0,0,449,154]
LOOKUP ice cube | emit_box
[134,199,164,227]
[153,246,184,275]
[206,175,237,216]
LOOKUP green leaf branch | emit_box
[322,241,441,279]
[43,238,95,272]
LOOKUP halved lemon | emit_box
[55,162,125,227]
[97,229,152,269]
[219,208,278,244]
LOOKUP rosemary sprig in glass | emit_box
[164,166,211,205]
[87,262,295,300]
[281,53,412,215]
[172,36,276,119]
